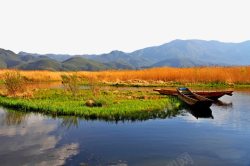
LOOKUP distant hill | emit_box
[19,52,72,62]
[62,56,108,71]
[80,50,150,68]
[1,39,250,70]
[0,48,25,68]
[19,59,62,71]
[0,49,110,71]
[152,57,209,67]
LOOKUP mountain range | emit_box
[1,39,250,71]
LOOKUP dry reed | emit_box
[0,67,249,84]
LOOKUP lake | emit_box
[0,91,250,166]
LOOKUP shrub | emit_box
[3,71,26,96]
[88,76,100,97]
[61,73,80,97]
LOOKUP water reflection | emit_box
[183,99,234,119]
[186,107,214,119]
[0,92,250,166]
[214,100,233,108]
[0,107,79,165]
[60,116,79,129]
[179,99,233,119]
[0,109,28,126]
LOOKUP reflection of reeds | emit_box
[1,109,28,126]
[1,67,250,84]
[60,116,79,129]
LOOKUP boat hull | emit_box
[154,89,233,100]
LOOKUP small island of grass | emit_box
[0,88,183,121]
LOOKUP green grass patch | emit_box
[0,89,184,121]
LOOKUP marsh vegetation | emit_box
[0,67,248,120]
[0,67,250,86]
[0,88,184,120]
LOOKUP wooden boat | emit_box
[195,91,233,100]
[153,89,233,100]
[176,87,213,107]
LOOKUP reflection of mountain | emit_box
[0,108,79,165]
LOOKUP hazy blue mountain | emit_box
[1,49,110,70]
[130,40,250,67]
[82,39,250,67]
[19,52,71,62]
[1,39,250,70]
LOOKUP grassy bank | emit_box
[0,89,183,121]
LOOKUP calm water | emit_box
[0,91,250,166]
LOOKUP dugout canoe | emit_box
[176,87,213,107]
[153,89,233,100]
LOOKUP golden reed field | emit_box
[0,66,250,84]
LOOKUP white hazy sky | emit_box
[0,0,250,54]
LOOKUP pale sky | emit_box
[0,0,250,54]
